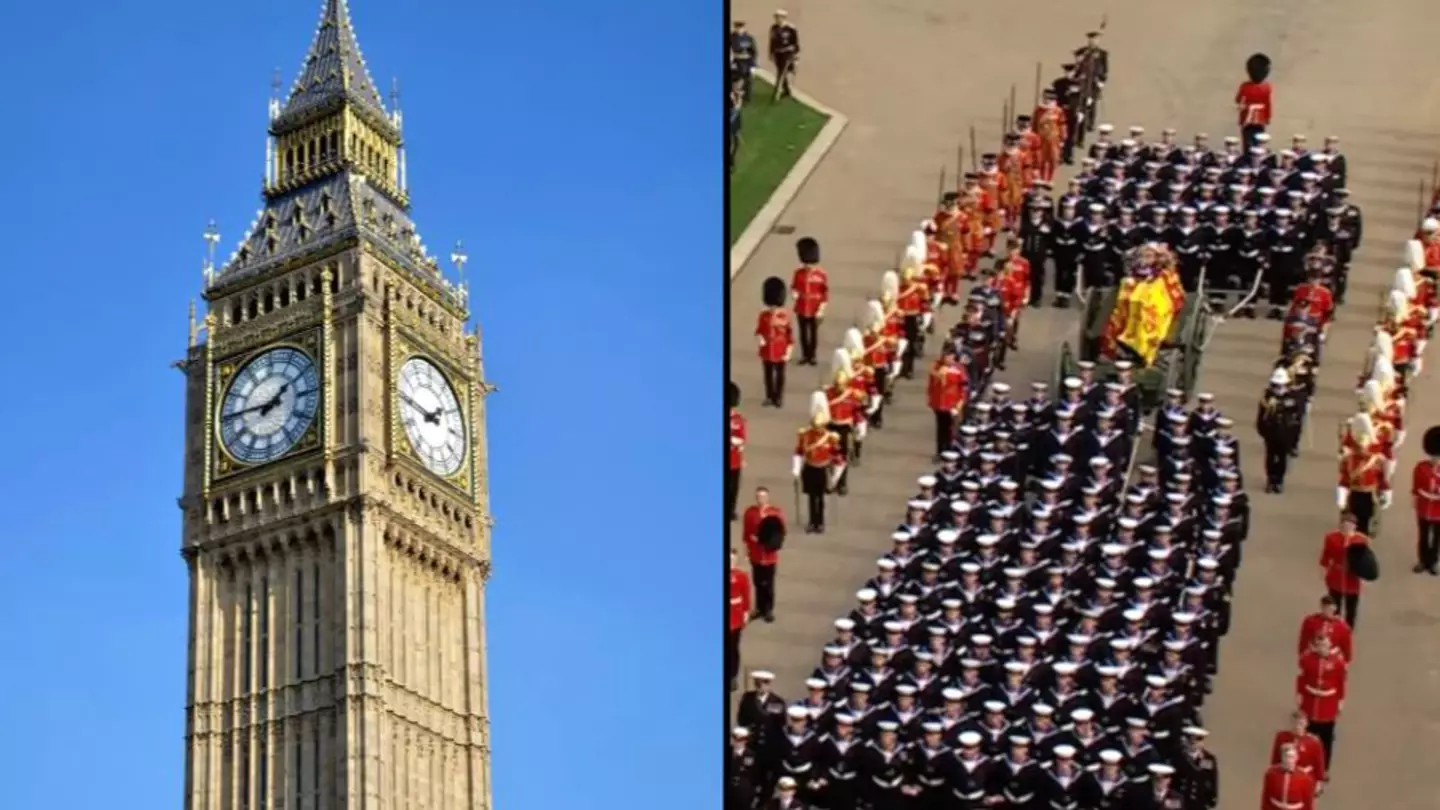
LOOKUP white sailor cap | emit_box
[1114,360,1134,371]
[992,381,1012,394]
[895,684,918,696]
[1145,675,1169,689]
[834,617,856,631]
[1088,203,1106,213]
[1099,749,1124,764]
[1133,576,1156,590]
[951,500,974,513]
[971,633,994,645]
[975,402,994,412]
[856,588,878,602]
[940,597,963,610]
[936,528,960,544]
[1033,703,1056,717]
[1009,734,1033,747]
[823,645,846,657]
[882,620,905,634]
[1090,456,1111,467]
[1034,603,1056,615]
[897,594,919,605]
[1171,435,1192,446]
[1062,540,1086,553]
[1017,635,1037,647]
[921,560,941,572]
[1069,633,1095,646]
[1162,640,1185,653]
[1098,123,1115,133]
[1180,206,1197,216]
[870,645,894,657]
[1166,411,1187,424]
[916,473,938,489]
[1147,547,1172,560]
[1197,557,1220,571]
[786,705,809,719]
[1078,361,1096,371]
[1039,479,1064,493]
[1125,493,1146,505]
[877,558,898,571]
[1184,726,1210,738]
[996,596,1019,610]
[1196,392,1215,402]
[1095,578,1118,591]
[1139,464,1158,476]
[1201,527,1222,539]
[1073,512,1095,525]
[1101,543,1126,557]
[1097,665,1121,678]
[1276,208,1294,218]
[1223,135,1240,145]
[1212,205,1231,215]
[1119,139,1136,149]
[752,669,776,681]
[1149,764,1177,777]
[877,721,900,733]
[777,776,798,790]
[1064,377,1083,390]
[1173,611,1197,624]
[1126,717,1149,728]
[941,450,960,461]
[961,658,983,669]
[977,534,1001,547]
[1123,607,1147,621]
[834,713,856,725]
[1255,132,1272,143]
[1174,473,1194,483]
[959,731,984,747]
[959,425,979,436]
[1118,517,1140,531]
[980,452,1003,464]
[960,562,982,574]
[1279,149,1296,159]
[1052,662,1079,677]
[1032,381,1049,390]
[1000,480,1020,492]
[1071,707,1095,722]
[921,721,944,734]
[942,687,965,702]
[850,681,873,692]
[1053,743,1077,759]
[733,726,751,739]
[1003,661,1028,676]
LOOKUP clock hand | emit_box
[400,393,443,424]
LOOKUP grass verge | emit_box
[729,76,830,244]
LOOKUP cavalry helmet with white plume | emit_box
[1362,379,1385,410]
[831,348,853,383]
[1269,368,1290,386]
[865,300,886,331]
[882,271,901,304]
[1350,412,1376,444]
[910,229,928,257]
[809,390,831,427]
[1372,355,1396,390]
[844,328,865,362]
[1394,267,1417,299]
[1371,327,1394,363]
[1405,238,1426,272]
[1388,289,1409,320]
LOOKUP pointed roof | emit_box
[271,0,397,139]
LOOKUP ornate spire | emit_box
[272,0,395,140]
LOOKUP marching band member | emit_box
[843,328,879,459]
[825,349,860,496]
[1336,413,1390,535]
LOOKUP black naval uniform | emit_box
[769,22,801,99]
[1256,386,1302,493]
[1021,209,1055,305]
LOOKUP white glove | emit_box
[1414,357,1424,376]
[791,456,802,478]
[921,312,934,332]
[857,422,868,441]
[1388,460,1397,478]
[1381,491,1393,510]
[1336,486,1349,508]
[896,339,910,361]
[1396,430,1407,448]
[868,395,883,416]
[731,436,744,447]
[1427,307,1438,326]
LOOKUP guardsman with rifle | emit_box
[793,392,843,533]
[768,10,800,100]
[756,276,794,406]
[790,237,829,366]
[1410,426,1440,575]
[1336,413,1390,535]
[1236,54,1273,149]
[928,343,968,460]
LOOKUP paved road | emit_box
[728,1,1440,806]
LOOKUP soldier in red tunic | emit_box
[728,382,746,522]
[1318,512,1368,627]
[755,276,794,407]
[1411,426,1440,574]
[824,349,860,497]
[896,266,929,378]
[842,328,878,460]
[1032,89,1067,182]
[741,488,785,621]
[927,343,968,460]
[1236,53,1273,149]
[1287,261,1334,331]
[1260,744,1316,810]
[728,547,752,691]
[790,237,829,366]
[1295,634,1347,769]
[1268,716,1327,792]
[1336,416,1390,534]
[792,392,841,533]
[1296,594,1353,664]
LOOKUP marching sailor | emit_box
[1257,368,1302,493]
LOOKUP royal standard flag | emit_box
[1117,277,1178,365]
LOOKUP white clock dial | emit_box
[398,356,467,477]
[218,346,321,465]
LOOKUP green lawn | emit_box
[730,76,830,244]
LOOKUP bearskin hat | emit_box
[796,236,821,265]
[1425,426,1440,457]
[762,276,787,307]
[1246,53,1271,83]
[757,514,786,551]
[728,381,741,409]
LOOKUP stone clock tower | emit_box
[176,2,494,808]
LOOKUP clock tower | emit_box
[177,2,495,809]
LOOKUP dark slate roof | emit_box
[272,0,396,138]
[213,172,448,294]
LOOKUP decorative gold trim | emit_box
[389,343,472,494]
[202,313,217,501]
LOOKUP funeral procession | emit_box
[729,9,1440,810]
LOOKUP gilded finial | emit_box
[188,299,198,348]
[450,240,469,289]
[202,220,220,286]
[390,77,403,129]
[269,68,282,120]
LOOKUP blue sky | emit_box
[0,1,718,807]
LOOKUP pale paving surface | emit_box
[728,1,1440,805]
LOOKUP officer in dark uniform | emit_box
[768,10,801,100]
[1264,209,1303,319]
[731,21,758,102]
[1053,72,1082,162]
[1020,200,1055,306]
[1255,368,1302,493]
[730,727,764,810]
[1077,31,1110,133]
[1081,203,1113,287]
[1175,727,1219,810]
[1052,199,1084,307]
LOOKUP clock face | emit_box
[398,356,467,476]
[218,347,321,465]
